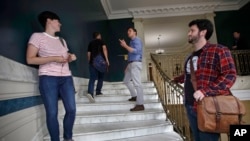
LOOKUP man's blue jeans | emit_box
[39,76,76,141]
[88,64,105,96]
[185,105,220,141]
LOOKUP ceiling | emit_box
[101,0,249,19]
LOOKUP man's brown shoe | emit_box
[130,105,145,111]
[128,96,137,101]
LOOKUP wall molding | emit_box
[101,0,250,19]
[0,80,39,100]
[128,2,219,19]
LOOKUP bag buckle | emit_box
[216,112,221,120]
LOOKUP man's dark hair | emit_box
[38,11,60,28]
[234,30,240,34]
[128,27,137,33]
[189,19,213,40]
[93,32,101,39]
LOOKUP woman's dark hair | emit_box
[93,32,101,39]
[189,19,213,40]
[38,11,60,28]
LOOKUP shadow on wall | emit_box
[0,0,134,81]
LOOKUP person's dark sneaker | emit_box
[96,92,103,96]
[130,105,145,111]
[86,93,95,103]
[63,139,74,141]
[128,96,137,101]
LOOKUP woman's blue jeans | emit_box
[185,104,220,141]
[39,75,76,141]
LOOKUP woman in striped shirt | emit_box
[26,11,76,141]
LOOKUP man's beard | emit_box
[188,34,200,44]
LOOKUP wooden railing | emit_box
[151,54,192,141]
[151,52,190,80]
[231,50,250,75]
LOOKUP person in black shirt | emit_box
[86,32,109,103]
[184,49,203,106]
[232,31,249,50]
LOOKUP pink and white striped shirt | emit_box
[28,32,71,76]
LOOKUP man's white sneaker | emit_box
[86,93,95,103]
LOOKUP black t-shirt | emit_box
[87,39,106,64]
[184,49,202,106]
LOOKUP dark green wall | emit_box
[0,0,134,81]
[86,19,134,81]
[214,2,250,49]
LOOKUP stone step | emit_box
[101,81,155,90]
[80,87,157,96]
[44,120,173,141]
[77,93,159,103]
[66,109,166,124]
[109,132,183,141]
[75,100,162,112]
[79,81,155,90]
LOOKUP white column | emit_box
[205,13,217,43]
[133,18,148,82]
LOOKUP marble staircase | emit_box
[43,82,183,141]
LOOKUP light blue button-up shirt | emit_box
[128,37,143,62]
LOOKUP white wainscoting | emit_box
[0,105,46,141]
[0,55,88,141]
[231,75,250,101]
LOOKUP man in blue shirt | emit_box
[119,27,144,111]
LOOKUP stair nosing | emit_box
[79,87,156,91]
[73,123,170,136]
[75,100,160,106]
[44,120,172,139]
[67,109,165,118]
[79,93,158,98]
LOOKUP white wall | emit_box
[133,13,218,81]
[0,55,88,141]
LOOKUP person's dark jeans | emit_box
[88,64,105,96]
[39,75,76,141]
[185,104,220,141]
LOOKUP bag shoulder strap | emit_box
[59,37,65,47]
[212,97,221,131]
[232,96,244,124]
